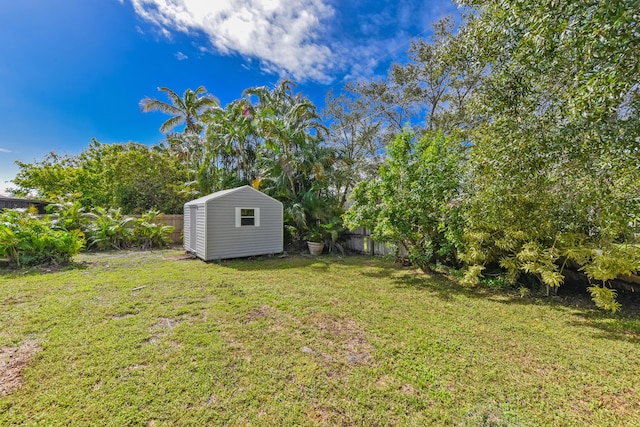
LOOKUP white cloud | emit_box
[126,0,462,83]
[128,0,337,83]
[175,51,188,60]
[0,148,11,153]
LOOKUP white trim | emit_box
[188,205,198,252]
[235,207,260,228]
[235,207,241,228]
[203,202,208,259]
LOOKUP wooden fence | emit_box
[152,214,183,244]
[343,227,405,257]
[116,214,184,244]
[133,217,401,254]
[34,212,185,245]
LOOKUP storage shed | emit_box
[184,186,283,260]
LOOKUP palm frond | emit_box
[158,87,185,109]
[139,98,182,115]
[160,116,185,134]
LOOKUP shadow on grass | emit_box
[391,268,640,343]
[219,254,375,272]
[205,253,640,343]
[0,261,88,278]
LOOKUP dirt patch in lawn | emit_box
[153,318,179,329]
[307,314,373,366]
[244,305,273,323]
[147,318,180,344]
[0,340,41,396]
[1,296,28,306]
[166,252,197,261]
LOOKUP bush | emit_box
[84,207,135,250]
[0,205,175,269]
[344,130,465,272]
[131,211,174,250]
[47,200,92,233]
[0,209,84,267]
[83,208,174,251]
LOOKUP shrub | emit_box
[0,209,84,267]
[47,199,92,233]
[344,130,465,272]
[84,207,135,250]
[0,205,174,268]
[84,208,174,251]
[130,211,174,250]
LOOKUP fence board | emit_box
[129,214,184,244]
[344,228,403,257]
[153,214,183,244]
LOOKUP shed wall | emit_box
[205,190,282,260]
[183,205,190,249]
[195,203,207,259]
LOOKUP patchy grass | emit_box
[1,250,640,426]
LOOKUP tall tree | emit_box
[140,86,219,135]
[457,0,640,310]
[11,140,188,214]
[195,99,259,194]
[244,80,339,241]
[141,86,219,190]
[244,80,329,199]
[323,88,383,208]
[335,16,481,265]
[343,16,482,146]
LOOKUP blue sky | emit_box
[0,0,459,195]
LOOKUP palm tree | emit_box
[244,80,326,152]
[141,86,219,187]
[240,81,342,242]
[203,100,258,184]
[140,86,219,134]
[244,80,328,198]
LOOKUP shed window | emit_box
[235,207,260,227]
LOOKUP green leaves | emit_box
[140,86,219,134]
[587,285,622,313]
[0,210,84,267]
[83,208,174,251]
[456,0,640,310]
[582,245,640,283]
[345,130,465,272]
[11,141,189,214]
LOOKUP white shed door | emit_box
[189,205,198,251]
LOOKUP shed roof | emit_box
[185,185,279,206]
[0,195,46,203]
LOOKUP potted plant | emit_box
[304,225,324,256]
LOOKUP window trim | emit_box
[235,207,260,228]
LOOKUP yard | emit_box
[1,250,639,426]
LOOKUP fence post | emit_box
[367,228,375,256]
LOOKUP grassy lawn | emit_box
[1,250,640,426]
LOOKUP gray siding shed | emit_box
[184,186,283,260]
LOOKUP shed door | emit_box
[189,205,198,251]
